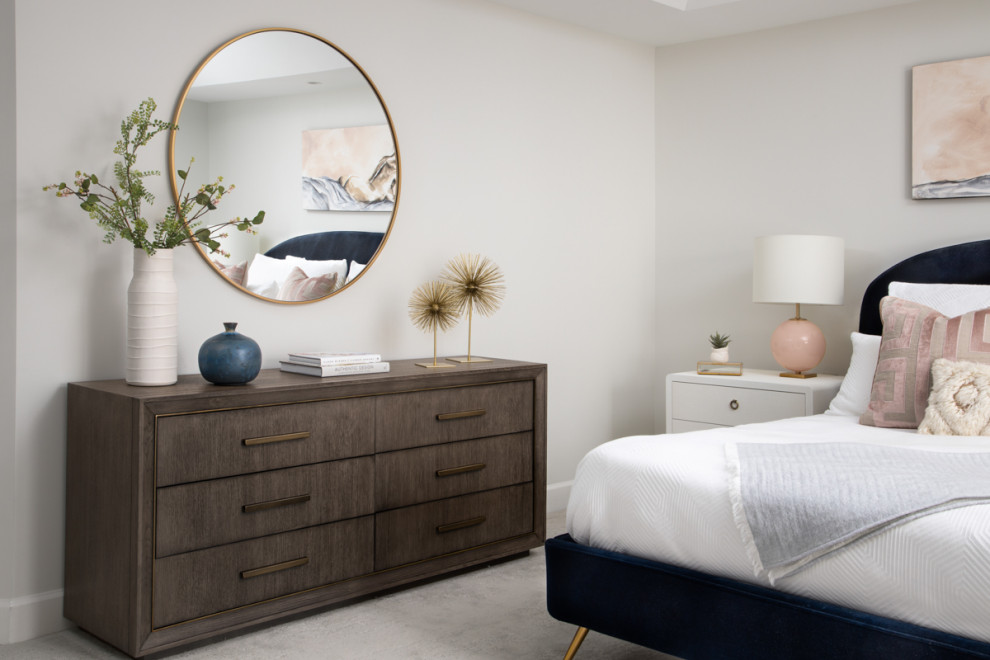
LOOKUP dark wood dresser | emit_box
[64,358,546,657]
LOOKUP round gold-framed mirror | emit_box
[169,28,400,303]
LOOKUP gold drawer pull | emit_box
[436,463,486,478]
[436,516,486,534]
[436,409,486,421]
[240,556,309,580]
[242,494,311,514]
[242,431,310,447]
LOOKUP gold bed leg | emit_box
[563,627,590,660]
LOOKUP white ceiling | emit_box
[480,0,922,46]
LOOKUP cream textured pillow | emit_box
[918,359,990,436]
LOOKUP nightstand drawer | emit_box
[670,381,805,426]
[153,517,374,628]
[156,398,376,485]
[669,419,721,433]
[376,382,534,452]
[375,433,533,510]
[155,457,374,557]
[374,483,534,570]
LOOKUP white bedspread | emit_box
[566,414,990,643]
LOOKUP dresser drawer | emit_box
[156,398,375,485]
[374,483,533,570]
[156,457,374,557]
[375,433,532,510]
[153,517,374,628]
[376,382,533,452]
[670,381,805,426]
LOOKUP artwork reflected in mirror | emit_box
[169,29,399,303]
[302,126,397,211]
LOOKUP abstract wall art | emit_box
[302,125,397,211]
[913,54,990,199]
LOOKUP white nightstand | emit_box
[665,369,843,433]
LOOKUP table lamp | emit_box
[752,235,844,378]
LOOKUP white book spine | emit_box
[279,361,390,377]
[325,362,389,374]
[288,353,382,366]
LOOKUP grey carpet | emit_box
[0,512,673,659]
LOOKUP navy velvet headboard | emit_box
[264,231,385,264]
[858,239,990,336]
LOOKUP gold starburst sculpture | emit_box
[441,253,506,363]
[409,280,460,368]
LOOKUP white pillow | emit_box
[285,255,349,282]
[888,281,990,318]
[253,280,279,299]
[244,253,296,294]
[825,332,882,417]
[346,261,367,283]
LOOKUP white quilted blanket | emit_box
[566,414,990,643]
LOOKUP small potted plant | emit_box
[709,331,731,363]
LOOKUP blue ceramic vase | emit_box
[198,322,262,385]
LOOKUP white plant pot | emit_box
[127,248,178,386]
[709,347,730,363]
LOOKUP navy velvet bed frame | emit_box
[263,230,385,264]
[546,239,990,659]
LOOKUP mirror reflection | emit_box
[169,29,399,303]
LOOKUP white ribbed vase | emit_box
[126,248,178,386]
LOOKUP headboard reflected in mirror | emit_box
[168,28,400,304]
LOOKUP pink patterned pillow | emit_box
[860,296,990,428]
[212,260,248,286]
[276,266,339,302]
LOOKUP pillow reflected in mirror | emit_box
[245,253,297,295]
[347,261,366,284]
[212,260,247,287]
[285,255,349,283]
[277,267,339,302]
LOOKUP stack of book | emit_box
[279,352,389,377]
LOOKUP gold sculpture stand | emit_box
[446,356,492,363]
[416,331,457,368]
[416,358,456,368]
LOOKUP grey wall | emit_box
[654,0,990,430]
[6,0,656,641]
[0,0,16,645]
[10,0,990,646]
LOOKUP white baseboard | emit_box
[1,589,72,644]
[546,480,572,513]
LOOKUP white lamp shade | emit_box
[752,235,845,305]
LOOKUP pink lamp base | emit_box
[770,318,825,378]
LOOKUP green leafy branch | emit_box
[43,98,264,256]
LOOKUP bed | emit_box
[218,230,386,301]
[546,239,990,660]
[263,230,385,264]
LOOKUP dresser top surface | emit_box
[69,357,546,403]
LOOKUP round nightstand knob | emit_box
[729,399,740,411]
